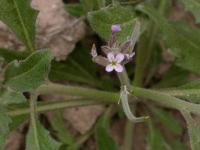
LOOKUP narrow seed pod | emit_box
[120,86,149,123]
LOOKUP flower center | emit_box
[111,60,117,66]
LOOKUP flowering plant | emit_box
[0,0,200,149]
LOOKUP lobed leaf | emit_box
[0,0,38,51]
[26,120,61,150]
[0,87,26,105]
[4,50,53,92]
[87,5,137,42]
[0,48,113,89]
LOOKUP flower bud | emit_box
[111,24,121,33]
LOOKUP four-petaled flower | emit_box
[106,52,124,73]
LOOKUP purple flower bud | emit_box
[111,24,121,33]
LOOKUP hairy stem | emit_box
[117,70,131,90]
[8,99,104,117]
[30,93,40,150]
[36,83,200,115]
[158,88,200,97]
[133,87,200,115]
[6,83,200,118]
[118,70,136,150]
[37,82,119,102]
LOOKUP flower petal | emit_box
[107,52,115,62]
[105,64,114,72]
[116,53,124,63]
[114,64,123,72]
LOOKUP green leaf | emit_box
[81,0,105,13]
[0,48,29,62]
[180,80,200,89]
[0,87,26,105]
[50,47,114,90]
[182,111,200,150]
[154,66,189,88]
[26,120,61,150]
[179,0,200,23]
[87,5,137,42]
[147,122,167,150]
[152,108,182,135]
[137,5,200,75]
[178,80,200,103]
[4,50,53,92]
[0,48,114,90]
[10,114,27,130]
[0,0,38,51]
[167,139,187,150]
[65,3,84,17]
[95,114,117,150]
[0,107,12,150]
[49,111,75,145]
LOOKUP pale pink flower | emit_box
[111,24,121,33]
[105,52,124,72]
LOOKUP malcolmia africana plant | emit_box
[91,21,148,122]
[91,24,136,73]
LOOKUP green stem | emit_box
[35,83,200,115]
[38,83,200,100]
[117,70,131,90]
[30,93,40,150]
[6,83,200,118]
[124,121,134,150]
[133,87,200,115]
[8,99,104,117]
[37,83,119,102]
[157,88,200,97]
[117,70,135,150]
